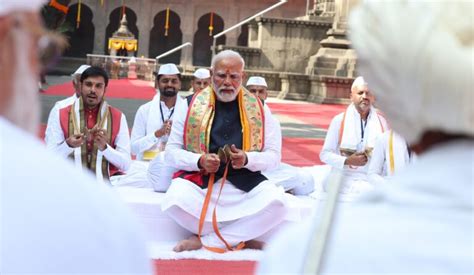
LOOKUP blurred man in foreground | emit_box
[0,1,151,273]
[258,1,473,274]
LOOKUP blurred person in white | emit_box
[319,76,388,201]
[247,76,315,195]
[258,1,473,274]
[368,129,415,185]
[0,0,152,273]
[44,64,89,145]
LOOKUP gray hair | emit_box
[211,50,245,70]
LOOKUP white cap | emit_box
[350,1,474,144]
[157,63,180,75]
[71,65,91,76]
[351,76,368,90]
[193,68,210,79]
[246,76,267,87]
[0,0,46,17]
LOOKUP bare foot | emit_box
[173,235,203,252]
[245,240,265,250]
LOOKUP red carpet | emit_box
[44,79,156,100]
[153,259,255,275]
[267,102,345,129]
[282,137,324,166]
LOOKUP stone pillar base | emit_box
[307,75,351,104]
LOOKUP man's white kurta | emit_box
[130,94,184,160]
[368,130,412,185]
[163,97,313,219]
[258,141,473,274]
[45,101,132,174]
[0,117,151,273]
[319,104,388,196]
[44,94,77,146]
[261,104,315,195]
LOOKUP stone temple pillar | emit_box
[305,0,359,104]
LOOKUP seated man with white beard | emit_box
[246,76,315,195]
[162,50,293,252]
[319,76,388,201]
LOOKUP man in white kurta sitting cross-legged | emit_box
[368,130,415,185]
[246,76,315,195]
[319,76,388,200]
[162,50,294,252]
[113,64,185,189]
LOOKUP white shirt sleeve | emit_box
[45,105,75,158]
[102,114,132,172]
[165,101,202,171]
[368,133,387,185]
[130,105,161,157]
[245,104,281,171]
[319,114,347,169]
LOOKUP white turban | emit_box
[0,0,46,16]
[349,0,474,144]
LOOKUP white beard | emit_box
[9,28,40,135]
[213,82,239,102]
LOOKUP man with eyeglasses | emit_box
[161,50,300,252]
[46,66,132,183]
[319,76,388,201]
[0,1,151,273]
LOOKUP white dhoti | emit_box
[147,152,177,192]
[162,178,308,248]
[110,160,151,188]
[263,163,315,195]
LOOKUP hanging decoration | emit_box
[48,0,69,14]
[100,0,104,7]
[208,12,214,36]
[121,0,126,18]
[76,0,82,29]
[164,7,170,36]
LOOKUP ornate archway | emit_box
[237,23,249,47]
[149,9,183,64]
[104,7,139,55]
[193,13,225,66]
[63,3,94,57]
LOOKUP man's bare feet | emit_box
[173,235,203,252]
[245,240,265,250]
